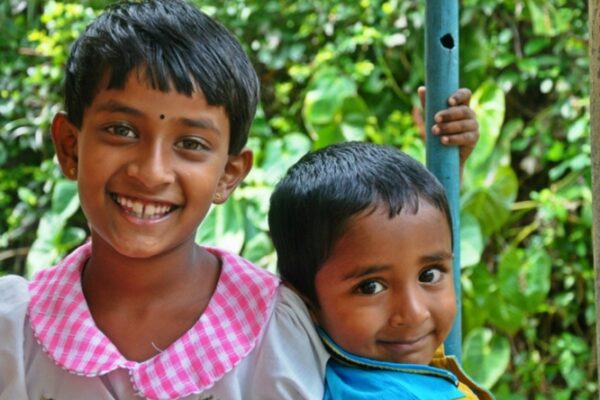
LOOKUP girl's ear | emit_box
[213,148,253,204]
[51,112,79,180]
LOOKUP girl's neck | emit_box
[82,233,219,307]
[80,234,221,361]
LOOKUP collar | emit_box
[317,327,459,385]
[28,242,280,399]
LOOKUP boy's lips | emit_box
[377,332,431,351]
[110,193,178,220]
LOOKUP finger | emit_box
[433,119,479,136]
[448,88,472,106]
[438,131,479,147]
[435,105,475,123]
[418,86,426,109]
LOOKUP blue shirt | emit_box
[318,328,493,400]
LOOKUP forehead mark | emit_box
[160,114,165,120]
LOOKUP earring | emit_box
[214,192,222,202]
[68,166,77,178]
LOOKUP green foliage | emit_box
[0,0,595,397]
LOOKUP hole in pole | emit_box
[440,34,454,49]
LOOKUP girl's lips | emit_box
[109,193,178,220]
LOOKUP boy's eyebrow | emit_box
[341,251,453,281]
[420,251,453,263]
[341,265,390,281]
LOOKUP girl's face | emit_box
[314,201,456,365]
[52,71,251,259]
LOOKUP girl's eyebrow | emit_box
[341,265,389,281]
[178,117,222,136]
[95,100,222,135]
[96,100,144,116]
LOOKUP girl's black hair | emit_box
[64,0,259,154]
[268,141,453,305]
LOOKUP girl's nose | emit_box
[388,288,431,327]
[127,144,176,189]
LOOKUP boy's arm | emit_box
[417,86,480,177]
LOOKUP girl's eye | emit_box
[419,268,443,284]
[177,137,207,151]
[106,124,136,138]
[355,280,385,295]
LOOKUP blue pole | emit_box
[425,0,461,361]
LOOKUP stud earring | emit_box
[69,166,77,178]
[214,192,222,202]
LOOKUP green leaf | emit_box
[462,165,518,237]
[196,199,245,253]
[462,328,510,389]
[460,212,484,267]
[467,81,505,171]
[51,179,80,219]
[497,245,551,313]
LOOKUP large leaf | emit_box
[462,164,518,237]
[467,81,505,172]
[196,198,245,253]
[462,328,510,389]
[497,244,552,313]
[460,211,484,268]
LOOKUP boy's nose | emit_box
[126,145,176,188]
[388,288,430,327]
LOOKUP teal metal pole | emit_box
[425,0,461,361]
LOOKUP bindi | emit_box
[159,114,165,120]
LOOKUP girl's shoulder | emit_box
[0,274,30,397]
[0,274,30,319]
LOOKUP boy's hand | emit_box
[417,86,479,169]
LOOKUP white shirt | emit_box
[0,246,328,400]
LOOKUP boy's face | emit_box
[52,71,251,259]
[314,201,455,365]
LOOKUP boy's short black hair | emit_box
[64,0,259,154]
[268,141,452,305]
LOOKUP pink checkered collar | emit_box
[28,242,280,399]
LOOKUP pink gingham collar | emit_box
[28,242,280,399]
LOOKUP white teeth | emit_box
[132,202,143,215]
[145,204,156,217]
[113,194,172,219]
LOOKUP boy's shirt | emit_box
[0,243,329,400]
[318,328,495,400]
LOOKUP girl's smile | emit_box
[52,69,252,260]
[110,193,178,221]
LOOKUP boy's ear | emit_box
[213,148,253,204]
[51,112,79,180]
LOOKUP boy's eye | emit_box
[355,280,385,295]
[176,137,207,151]
[419,268,443,284]
[106,124,136,138]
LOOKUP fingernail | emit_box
[432,126,440,134]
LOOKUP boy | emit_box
[269,141,494,399]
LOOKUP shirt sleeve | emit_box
[0,275,30,399]
[247,285,330,400]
